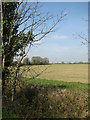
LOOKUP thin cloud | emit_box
[34,40,42,44]
[51,35,68,39]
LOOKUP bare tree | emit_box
[74,19,88,45]
[31,56,49,65]
[23,57,30,65]
[2,0,67,101]
[75,32,88,45]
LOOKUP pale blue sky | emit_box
[27,2,88,63]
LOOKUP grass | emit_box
[21,77,89,93]
[2,108,18,119]
[3,64,89,118]
[3,77,89,118]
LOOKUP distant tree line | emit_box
[31,56,49,65]
[12,56,49,65]
[52,61,88,64]
[12,58,88,66]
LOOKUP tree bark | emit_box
[11,64,20,101]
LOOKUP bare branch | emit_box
[34,13,67,42]
[76,33,88,42]
[8,0,24,46]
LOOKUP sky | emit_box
[27,2,88,63]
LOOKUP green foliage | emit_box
[2,108,18,119]
[2,2,19,66]
[2,2,34,66]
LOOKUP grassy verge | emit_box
[21,77,89,93]
[3,77,89,118]
[2,108,18,119]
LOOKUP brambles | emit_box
[3,78,89,118]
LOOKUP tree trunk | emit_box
[11,65,19,101]
[2,55,5,95]
[11,78,16,102]
[1,2,5,95]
